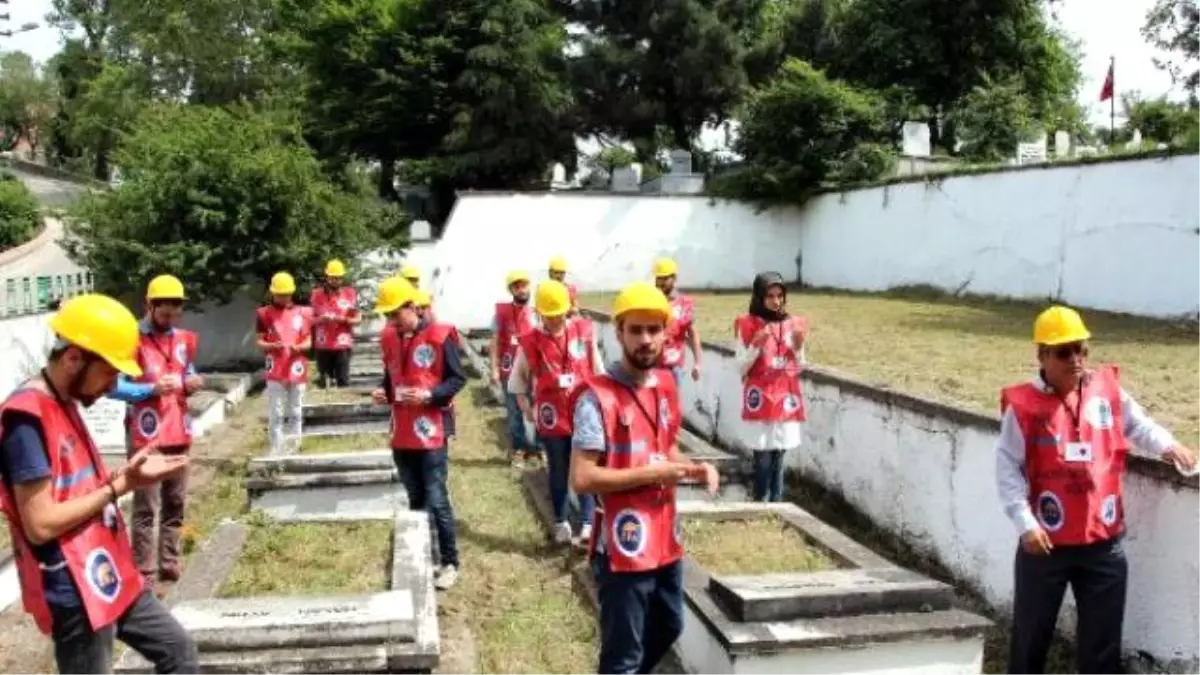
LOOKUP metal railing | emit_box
[0,272,95,317]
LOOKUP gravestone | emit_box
[1126,128,1143,150]
[80,397,127,449]
[410,220,433,241]
[669,148,693,175]
[901,121,931,157]
[611,166,640,193]
[1054,130,1071,158]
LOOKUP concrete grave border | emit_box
[114,511,439,673]
[246,449,403,522]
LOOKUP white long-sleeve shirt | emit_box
[995,373,1179,535]
[506,329,606,395]
[733,339,807,452]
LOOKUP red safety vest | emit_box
[130,329,198,450]
[519,320,597,438]
[734,314,808,423]
[585,371,684,573]
[494,301,535,377]
[566,283,579,309]
[659,294,695,369]
[383,322,456,450]
[311,286,358,351]
[257,305,313,384]
[1001,366,1128,546]
[0,386,145,635]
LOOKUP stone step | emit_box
[303,419,390,437]
[249,480,407,522]
[708,567,955,623]
[301,402,390,424]
[246,469,397,492]
[249,450,394,475]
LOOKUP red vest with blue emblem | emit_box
[382,322,455,450]
[311,286,358,351]
[585,370,684,573]
[130,329,198,450]
[0,386,145,635]
[659,295,695,369]
[494,301,535,378]
[735,314,807,423]
[1001,366,1128,546]
[257,305,313,384]
[519,320,596,438]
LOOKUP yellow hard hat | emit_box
[146,274,185,301]
[49,294,143,376]
[652,257,678,278]
[548,256,569,273]
[325,259,346,277]
[612,281,671,321]
[535,280,571,318]
[506,270,530,288]
[1033,305,1091,346]
[269,272,296,295]
[374,276,415,314]
[414,289,432,308]
[400,265,421,282]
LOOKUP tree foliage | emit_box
[0,52,57,156]
[950,76,1035,162]
[62,104,395,304]
[0,175,42,250]
[1143,0,1199,98]
[1122,92,1200,144]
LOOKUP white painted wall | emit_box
[430,155,1198,330]
[591,319,1200,671]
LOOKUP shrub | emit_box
[0,178,41,250]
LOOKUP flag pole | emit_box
[1109,56,1115,142]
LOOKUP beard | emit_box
[513,293,530,304]
[624,344,659,371]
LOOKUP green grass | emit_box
[218,516,392,597]
[582,288,1199,445]
[683,516,840,576]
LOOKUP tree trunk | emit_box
[377,158,399,201]
[927,115,941,154]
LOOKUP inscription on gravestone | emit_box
[80,397,128,449]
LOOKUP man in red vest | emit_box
[0,294,196,673]
[311,259,361,388]
[651,258,702,386]
[570,281,719,674]
[106,275,203,586]
[508,280,604,543]
[489,270,538,466]
[997,305,1196,674]
[548,255,580,317]
[372,277,467,590]
[256,271,313,455]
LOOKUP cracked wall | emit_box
[592,320,1200,672]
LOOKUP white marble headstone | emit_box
[1054,130,1071,158]
[81,398,127,449]
[901,121,931,157]
[668,149,692,175]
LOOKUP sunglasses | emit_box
[1050,343,1089,360]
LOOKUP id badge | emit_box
[648,452,666,464]
[557,373,575,389]
[393,386,408,400]
[1064,441,1093,463]
[510,335,520,346]
[771,356,788,370]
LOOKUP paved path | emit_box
[0,166,91,279]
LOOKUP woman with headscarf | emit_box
[733,272,809,502]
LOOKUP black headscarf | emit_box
[749,272,788,323]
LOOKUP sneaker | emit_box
[524,452,542,468]
[577,523,593,544]
[553,521,573,544]
[511,455,526,470]
[158,565,182,583]
[434,565,459,590]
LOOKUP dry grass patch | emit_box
[299,431,388,454]
[683,515,839,576]
[218,516,392,597]
[304,387,375,405]
[582,288,1199,444]
[440,381,597,673]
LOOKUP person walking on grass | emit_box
[489,270,538,467]
[733,272,809,502]
[548,255,580,317]
[372,277,467,590]
[652,257,702,387]
[256,272,313,455]
[0,294,197,674]
[997,305,1196,674]
[107,275,203,587]
[571,281,720,675]
[508,280,604,544]
[311,259,361,389]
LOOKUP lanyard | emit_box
[618,381,661,442]
[40,370,109,515]
[146,330,176,368]
[1055,381,1084,433]
[543,328,572,374]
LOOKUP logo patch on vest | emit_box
[1084,397,1114,430]
[568,338,587,360]
[664,348,681,364]
[612,509,648,557]
[58,437,77,458]
[783,394,801,413]
[337,333,352,347]
[85,548,122,603]
[413,416,437,442]
[290,360,306,378]
[1100,494,1118,526]
[315,327,326,344]
[413,344,436,368]
[745,386,764,412]
[137,409,160,439]
[538,403,557,430]
[1036,491,1065,532]
[102,502,120,530]
[500,353,513,371]
[337,299,352,311]
[264,356,274,374]
[174,342,188,365]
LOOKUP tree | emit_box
[63,104,395,305]
[713,59,894,204]
[1122,91,1200,143]
[582,144,637,187]
[1143,0,1199,99]
[0,176,42,250]
[0,52,57,157]
[950,76,1035,162]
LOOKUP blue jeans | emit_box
[504,393,533,453]
[541,435,595,526]
[393,448,459,567]
[670,367,684,387]
[753,449,785,502]
[591,554,684,674]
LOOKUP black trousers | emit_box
[314,349,351,387]
[1008,535,1128,674]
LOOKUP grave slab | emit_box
[250,449,394,475]
[172,590,416,651]
[304,418,390,437]
[247,457,403,521]
[301,401,390,423]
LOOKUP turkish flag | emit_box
[1099,62,1114,102]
